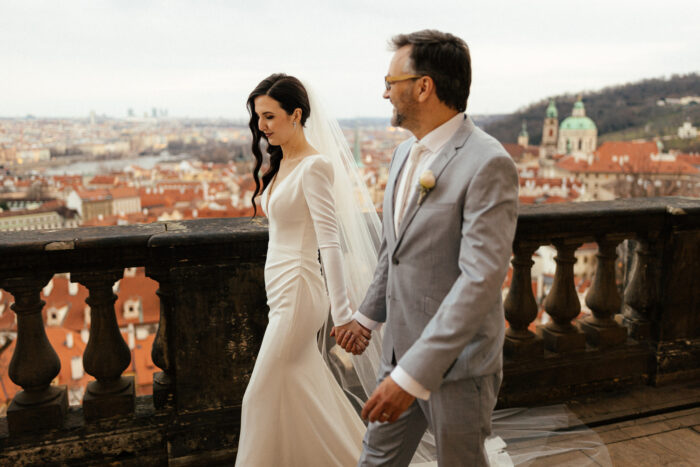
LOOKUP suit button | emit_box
[392,257,399,265]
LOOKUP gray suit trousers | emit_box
[358,372,502,467]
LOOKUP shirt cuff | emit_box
[353,311,382,331]
[391,366,431,400]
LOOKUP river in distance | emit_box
[44,153,191,176]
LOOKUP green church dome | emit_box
[546,99,558,118]
[560,116,597,131]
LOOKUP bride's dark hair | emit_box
[247,73,310,216]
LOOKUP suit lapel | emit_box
[394,116,475,250]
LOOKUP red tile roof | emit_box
[88,175,118,186]
[677,153,700,167]
[109,187,139,199]
[0,200,78,219]
[76,188,111,201]
[557,141,700,175]
[131,333,156,392]
[115,275,160,327]
[502,143,539,160]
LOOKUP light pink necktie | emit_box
[396,142,426,231]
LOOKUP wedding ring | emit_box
[380,412,390,420]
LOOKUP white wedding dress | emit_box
[235,154,365,466]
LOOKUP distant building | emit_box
[517,121,529,147]
[15,148,51,163]
[557,97,597,155]
[0,202,80,231]
[540,99,559,158]
[110,187,141,216]
[657,96,700,106]
[555,141,700,200]
[678,121,698,139]
[503,143,539,164]
[66,189,113,222]
[0,195,56,211]
[77,141,130,157]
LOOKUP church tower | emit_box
[540,99,558,158]
[517,120,529,147]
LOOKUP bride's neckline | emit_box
[265,154,321,212]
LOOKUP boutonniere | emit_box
[417,170,436,205]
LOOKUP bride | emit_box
[235,73,378,466]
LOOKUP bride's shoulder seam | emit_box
[301,155,333,183]
[303,154,331,168]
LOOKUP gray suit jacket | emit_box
[358,115,519,392]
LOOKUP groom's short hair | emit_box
[390,30,471,113]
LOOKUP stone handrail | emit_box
[502,197,700,404]
[0,197,699,464]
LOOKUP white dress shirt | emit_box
[354,112,464,400]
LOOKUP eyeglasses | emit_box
[384,74,422,91]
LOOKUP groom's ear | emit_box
[415,76,435,103]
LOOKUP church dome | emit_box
[546,99,558,118]
[560,98,596,130]
[560,115,597,131]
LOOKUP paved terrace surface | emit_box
[509,381,700,466]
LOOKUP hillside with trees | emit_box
[484,73,700,150]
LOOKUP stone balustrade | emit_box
[501,197,700,404]
[0,198,698,465]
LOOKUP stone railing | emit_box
[501,197,700,405]
[0,197,699,464]
[0,218,269,465]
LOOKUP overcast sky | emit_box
[1,0,698,120]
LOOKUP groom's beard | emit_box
[391,108,405,127]
[390,90,417,130]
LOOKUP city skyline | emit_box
[2,0,699,119]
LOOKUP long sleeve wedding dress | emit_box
[235,154,365,467]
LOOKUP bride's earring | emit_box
[293,121,297,128]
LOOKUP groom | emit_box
[342,30,518,465]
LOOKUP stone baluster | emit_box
[504,241,543,358]
[72,270,134,420]
[146,267,175,409]
[580,235,628,347]
[622,235,657,340]
[538,240,586,352]
[1,274,68,435]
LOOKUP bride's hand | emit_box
[331,320,371,355]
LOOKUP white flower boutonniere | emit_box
[417,170,436,205]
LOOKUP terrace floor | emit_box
[598,406,700,466]
[510,381,700,466]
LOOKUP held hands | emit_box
[330,320,371,355]
[362,376,415,423]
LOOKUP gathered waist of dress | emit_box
[266,244,321,263]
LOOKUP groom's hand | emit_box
[362,376,415,423]
[330,320,371,355]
